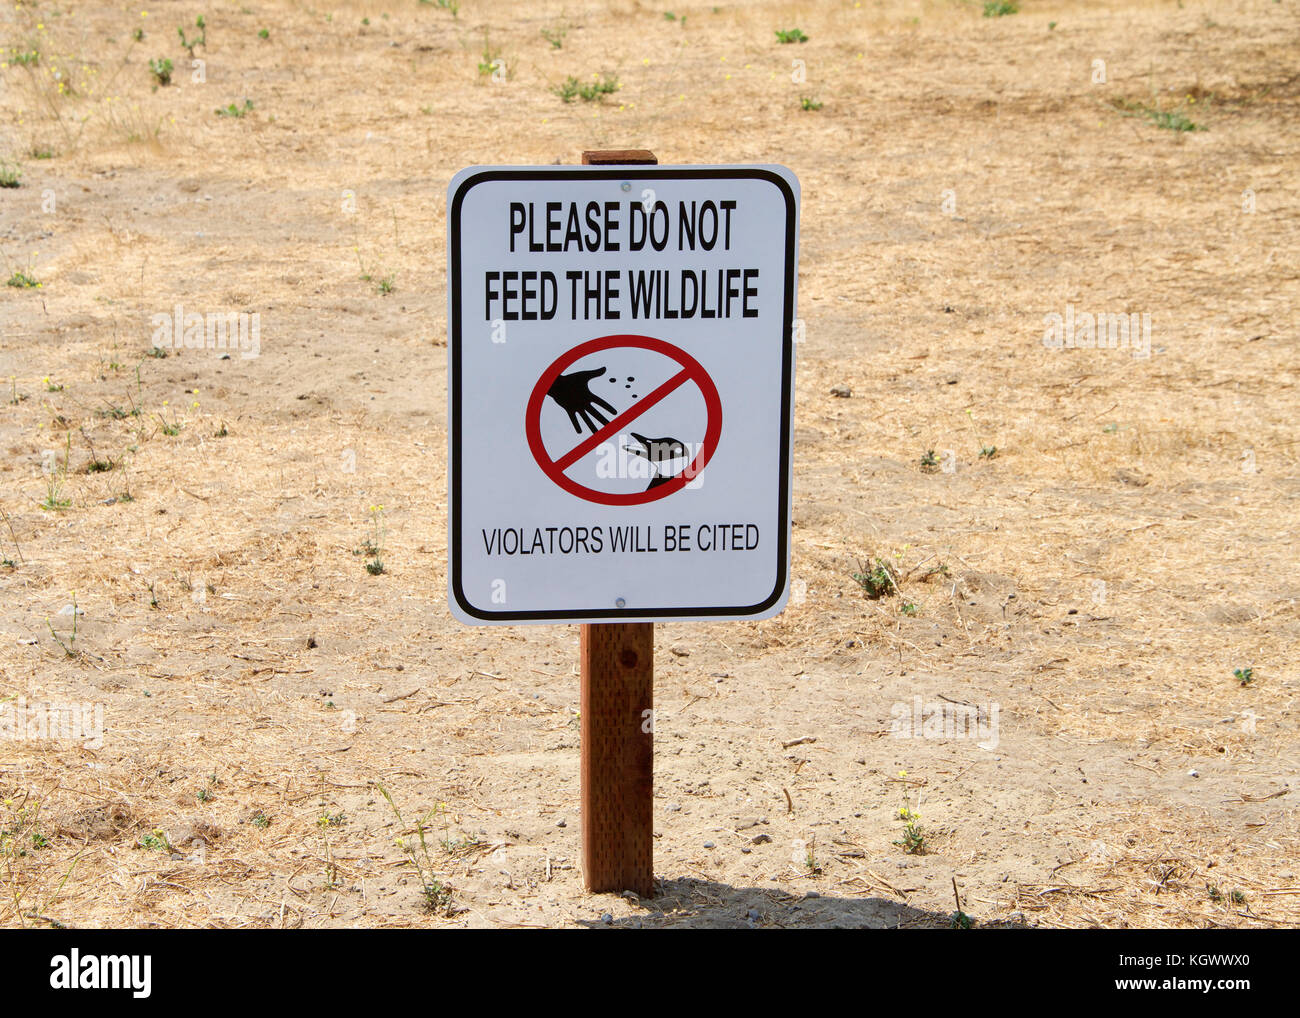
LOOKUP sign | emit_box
[447,165,799,623]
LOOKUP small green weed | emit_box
[893,773,927,855]
[852,557,898,600]
[365,504,386,575]
[377,785,455,914]
[215,99,254,118]
[178,15,207,58]
[149,57,173,86]
[1112,97,1204,132]
[554,74,619,103]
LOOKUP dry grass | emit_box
[0,0,1296,928]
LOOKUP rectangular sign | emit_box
[447,164,799,624]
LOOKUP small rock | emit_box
[670,645,690,657]
[703,841,715,849]
[830,385,851,398]
[556,818,567,828]
[751,833,772,845]
[666,802,681,812]
[600,913,613,925]
[747,908,760,920]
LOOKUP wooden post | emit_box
[580,148,658,898]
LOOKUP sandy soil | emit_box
[0,0,1297,928]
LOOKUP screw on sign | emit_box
[446,149,799,899]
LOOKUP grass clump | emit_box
[893,773,927,855]
[149,57,173,86]
[1112,97,1205,132]
[363,505,386,575]
[852,557,898,600]
[40,434,72,511]
[376,785,455,915]
[177,15,207,58]
[553,74,619,103]
[215,99,254,118]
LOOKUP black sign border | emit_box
[448,166,797,623]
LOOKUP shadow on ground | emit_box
[576,877,1033,929]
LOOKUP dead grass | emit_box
[0,0,1296,928]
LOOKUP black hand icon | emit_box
[547,366,618,435]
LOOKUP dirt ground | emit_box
[0,0,1297,929]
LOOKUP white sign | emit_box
[447,165,799,624]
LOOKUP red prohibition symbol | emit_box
[526,334,723,507]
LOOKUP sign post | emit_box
[446,150,799,899]
[578,149,658,897]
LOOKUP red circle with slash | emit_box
[526,334,722,507]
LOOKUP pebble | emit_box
[703,841,715,849]
[600,913,613,925]
[830,385,851,398]
[556,818,567,827]
[666,802,681,812]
